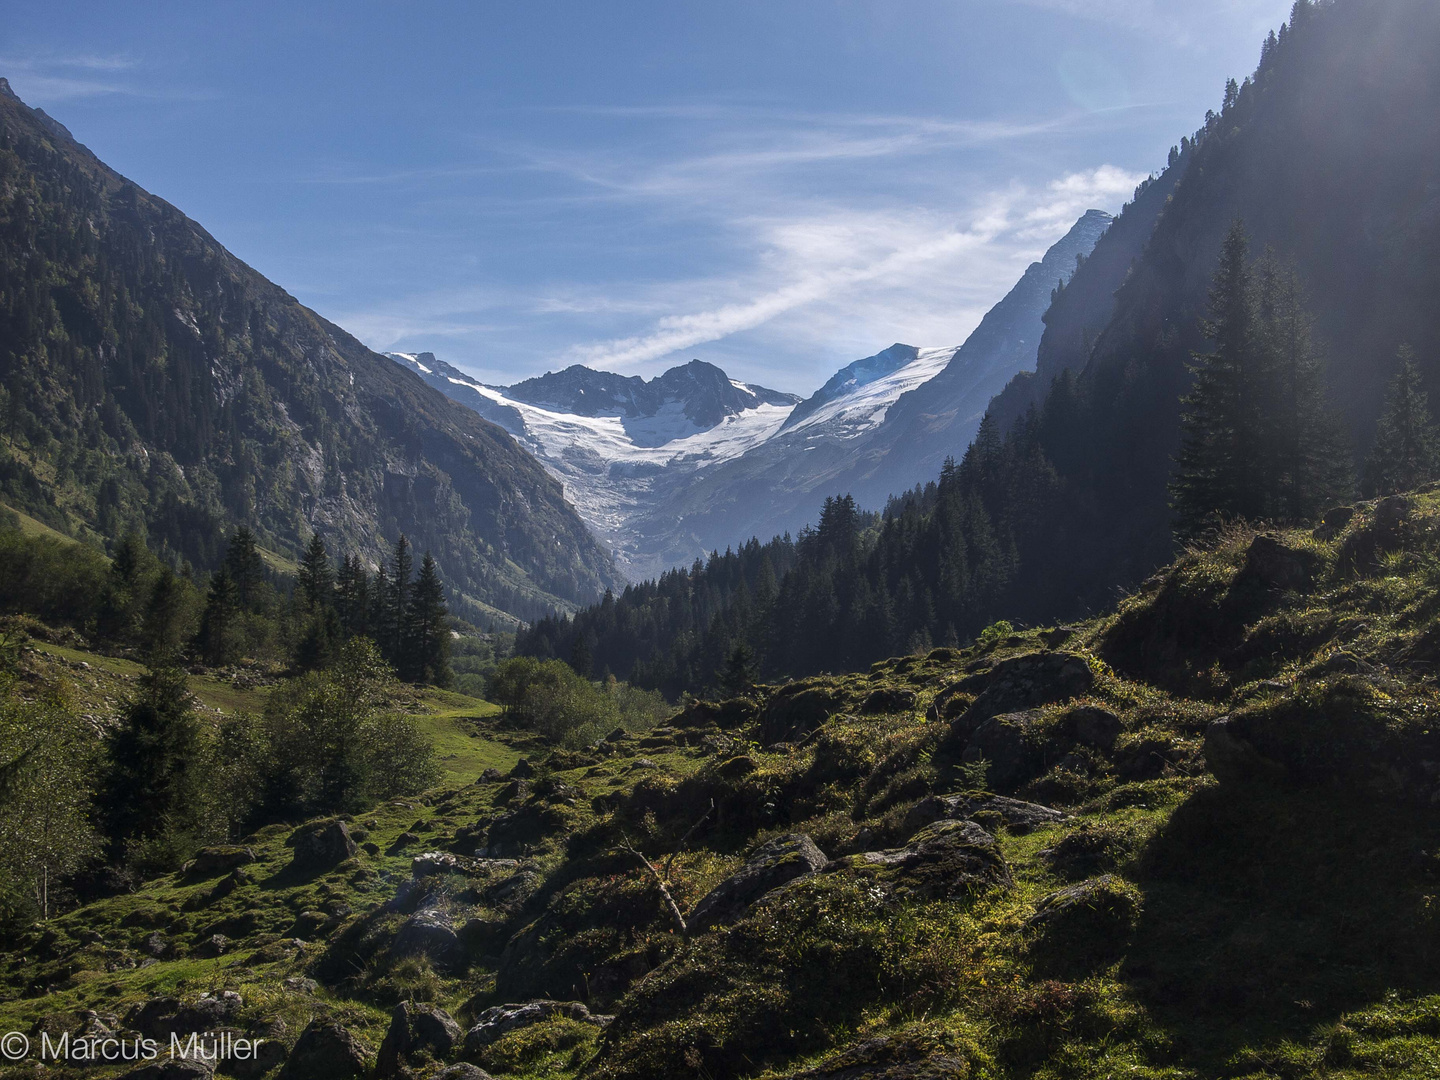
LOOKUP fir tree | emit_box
[196,568,238,667]
[224,527,265,612]
[405,552,452,686]
[1364,346,1439,497]
[297,533,333,611]
[98,668,205,872]
[387,536,413,666]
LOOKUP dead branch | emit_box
[664,799,714,881]
[620,835,688,937]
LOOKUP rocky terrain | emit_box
[6,487,1440,1079]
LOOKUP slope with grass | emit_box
[5,491,1440,1080]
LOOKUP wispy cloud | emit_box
[1007,0,1292,48]
[563,165,1143,373]
[0,51,158,102]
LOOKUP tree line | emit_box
[520,220,1440,693]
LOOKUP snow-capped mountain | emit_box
[388,209,1112,581]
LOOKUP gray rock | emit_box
[772,1034,969,1079]
[963,710,1042,791]
[185,846,255,878]
[760,686,844,744]
[688,833,829,933]
[1066,705,1123,751]
[860,687,916,715]
[288,819,357,872]
[954,652,1095,730]
[121,1059,214,1079]
[905,793,1065,836]
[278,1020,369,1080]
[392,908,466,973]
[412,851,475,877]
[463,1000,606,1055]
[436,1066,497,1080]
[229,1038,288,1080]
[1204,717,1286,785]
[1312,504,1355,541]
[378,1001,463,1076]
[828,820,1012,900]
[1235,533,1319,594]
[508,757,535,779]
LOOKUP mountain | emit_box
[610,209,1113,571]
[0,78,621,625]
[388,354,800,577]
[394,210,1109,580]
[958,0,1440,620]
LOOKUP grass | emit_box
[10,494,1440,1079]
[0,501,80,545]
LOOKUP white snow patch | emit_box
[785,345,958,439]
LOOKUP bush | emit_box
[489,659,669,747]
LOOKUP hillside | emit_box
[0,79,622,624]
[4,488,1440,1079]
[972,0,1440,619]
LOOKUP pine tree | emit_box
[405,552,451,686]
[297,533,333,611]
[196,568,238,666]
[224,527,265,612]
[1172,222,1265,536]
[99,668,206,872]
[387,536,413,666]
[1364,347,1439,496]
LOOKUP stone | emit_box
[954,652,1095,730]
[904,793,1065,837]
[378,1001,463,1076]
[828,820,1012,901]
[860,687,917,715]
[185,846,255,878]
[288,819,357,872]
[963,710,1043,791]
[508,757,535,779]
[194,934,229,958]
[1312,504,1355,541]
[1026,874,1141,953]
[412,851,475,878]
[1235,534,1319,594]
[760,686,844,745]
[142,932,168,958]
[463,1001,607,1056]
[277,1020,369,1080]
[230,1038,288,1080]
[121,1059,215,1079]
[435,1066,497,1080]
[1065,705,1123,751]
[392,908,466,973]
[773,1035,970,1080]
[478,767,503,783]
[688,833,829,933]
[282,977,318,994]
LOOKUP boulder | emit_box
[392,908,466,973]
[772,1035,970,1080]
[760,687,844,745]
[463,1001,609,1056]
[1234,534,1319,595]
[954,652,1094,730]
[278,1021,369,1080]
[412,851,475,878]
[860,687,917,715]
[688,833,829,933]
[230,1039,288,1080]
[378,1001,463,1076]
[121,1059,214,1080]
[508,758,535,779]
[436,1067,497,1080]
[185,846,255,878]
[1065,706,1123,751]
[1026,875,1141,970]
[288,819,357,872]
[124,993,241,1041]
[904,793,1065,836]
[827,820,1012,901]
[963,710,1043,791]
[1312,504,1355,541]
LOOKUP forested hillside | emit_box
[0,80,622,624]
[523,0,1440,688]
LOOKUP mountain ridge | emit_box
[0,79,623,624]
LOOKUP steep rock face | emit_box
[0,79,620,622]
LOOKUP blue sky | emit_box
[5,1,1292,394]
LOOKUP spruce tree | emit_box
[1364,346,1439,496]
[224,527,265,612]
[387,536,413,666]
[1171,222,1267,535]
[405,552,451,686]
[197,568,238,667]
[99,668,205,872]
[297,533,333,611]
